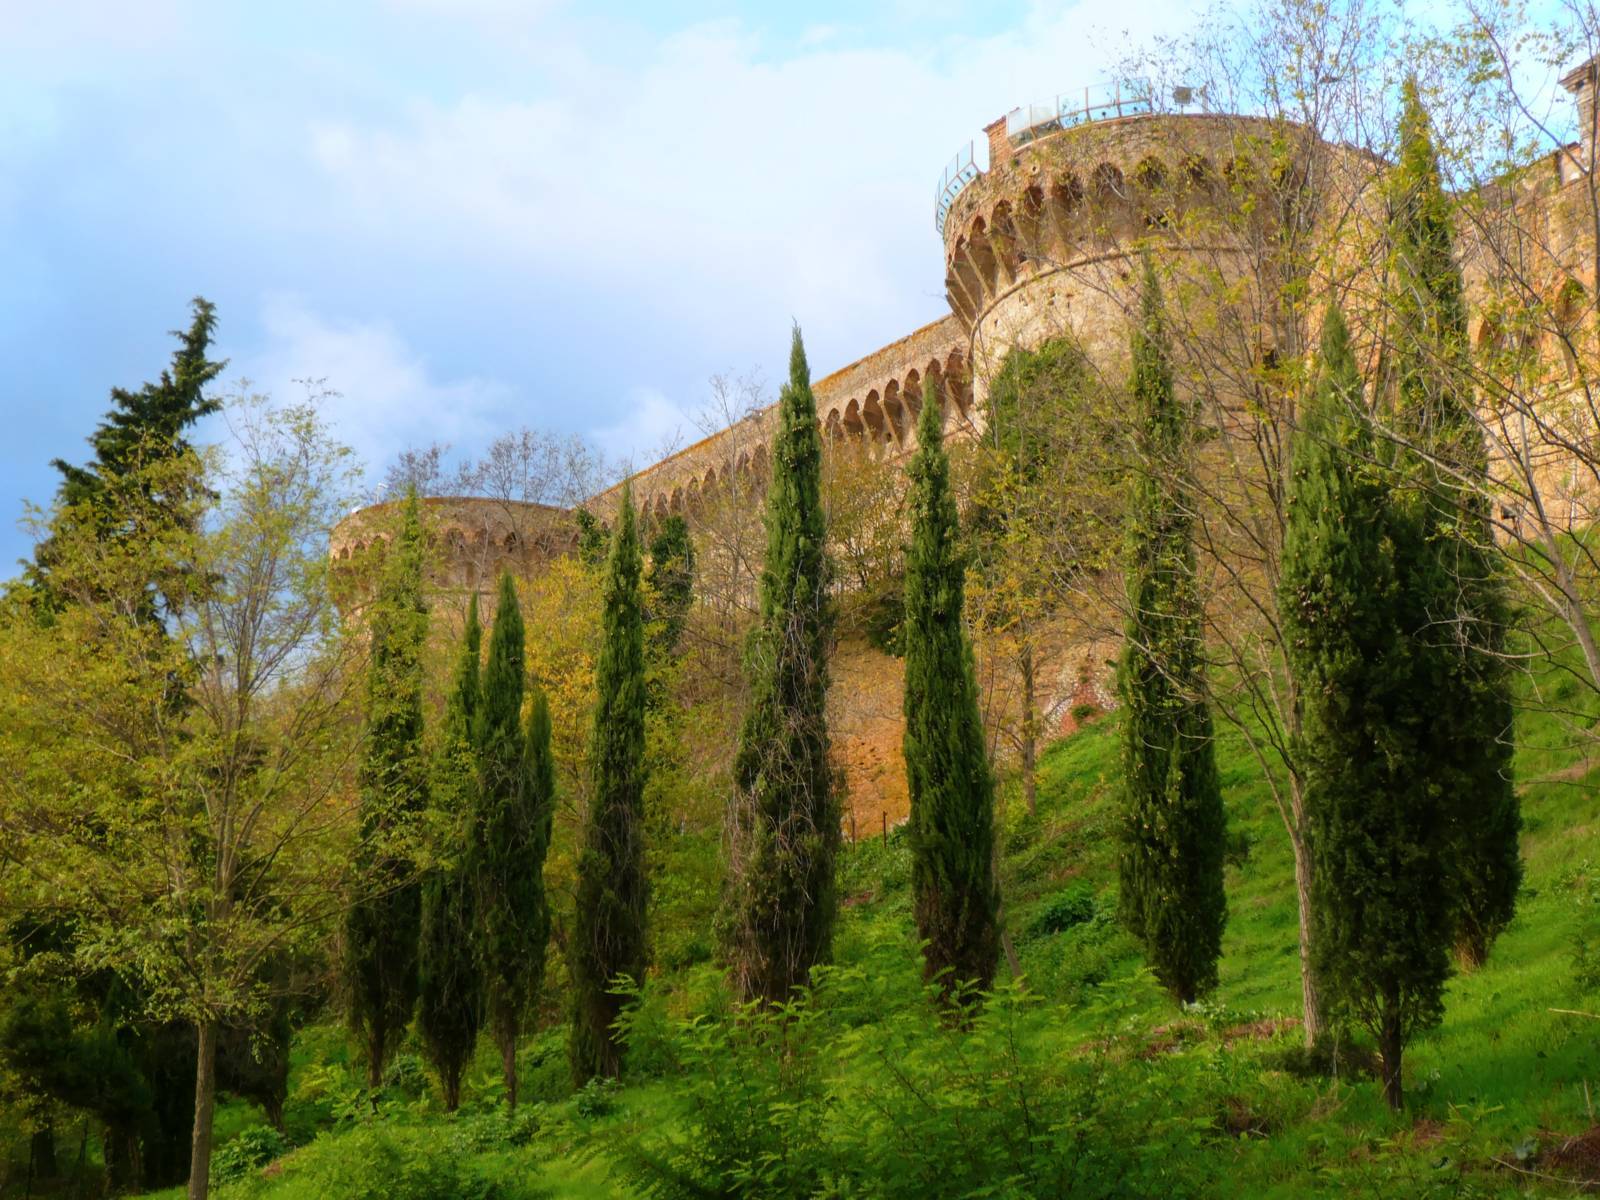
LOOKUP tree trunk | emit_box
[1290,829,1323,1047]
[1379,1008,1404,1111]
[1019,640,1038,817]
[501,1032,518,1112]
[366,1030,384,1092]
[186,1019,218,1200]
[31,1126,57,1180]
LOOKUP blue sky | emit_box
[0,0,1337,572]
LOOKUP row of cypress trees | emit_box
[344,500,557,1110]
[1111,80,1520,1109]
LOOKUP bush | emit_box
[212,1125,289,1185]
[247,1123,540,1200]
[1028,885,1097,937]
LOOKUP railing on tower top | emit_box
[934,142,982,236]
[935,79,1154,234]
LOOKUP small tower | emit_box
[1562,55,1599,166]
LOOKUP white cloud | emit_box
[300,1,1193,379]
[236,295,519,480]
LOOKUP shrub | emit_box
[212,1125,289,1185]
[256,1123,539,1200]
[1028,886,1097,937]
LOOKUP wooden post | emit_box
[881,811,887,843]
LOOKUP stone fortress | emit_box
[332,64,1600,825]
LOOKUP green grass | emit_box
[90,659,1600,1198]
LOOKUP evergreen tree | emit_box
[417,596,485,1111]
[345,491,430,1091]
[1116,264,1228,1006]
[22,296,224,610]
[1386,80,1520,967]
[570,484,649,1082]
[474,573,552,1110]
[1283,304,1456,1109]
[720,327,840,1005]
[903,380,1001,998]
[645,514,696,658]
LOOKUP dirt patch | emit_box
[1546,1125,1600,1185]
[1220,1016,1300,1046]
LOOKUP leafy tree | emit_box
[345,491,430,1092]
[475,573,551,1110]
[720,328,840,1005]
[903,381,1001,998]
[1116,264,1228,1006]
[1283,303,1456,1110]
[970,338,1105,814]
[1,395,363,1199]
[575,509,612,567]
[571,485,649,1081]
[417,596,485,1112]
[1385,79,1520,968]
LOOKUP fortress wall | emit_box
[587,315,972,523]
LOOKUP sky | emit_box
[2,0,1250,573]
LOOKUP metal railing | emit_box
[935,141,982,235]
[1006,79,1153,142]
[935,80,1154,235]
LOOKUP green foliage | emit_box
[474,573,552,1109]
[23,296,225,609]
[574,509,610,568]
[346,490,431,1089]
[721,327,840,1005]
[418,596,486,1111]
[902,381,1000,996]
[211,1126,289,1185]
[1028,885,1098,937]
[571,486,649,1082]
[1283,303,1456,1109]
[1387,80,1521,971]
[1116,262,1228,1006]
[644,515,694,659]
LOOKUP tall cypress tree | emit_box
[345,491,430,1090]
[1283,304,1455,1109]
[1387,79,1520,968]
[720,327,839,1005]
[417,596,485,1111]
[474,572,550,1110]
[1116,263,1228,1006]
[570,484,648,1082]
[903,380,1000,998]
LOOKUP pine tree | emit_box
[345,491,430,1090]
[22,297,225,610]
[1386,80,1520,968]
[720,327,840,1005]
[474,573,552,1110]
[570,484,648,1082]
[1116,263,1228,1006]
[1283,303,1456,1109]
[903,379,1001,999]
[417,596,485,1111]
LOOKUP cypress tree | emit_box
[570,484,648,1082]
[417,596,485,1111]
[1283,304,1455,1109]
[345,491,430,1090]
[720,327,840,1005]
[1387,80,1520,968]
[474,572,552,1110]
[645,514,695,659]
[1116,263,1228,1005]
[903,380,1000,998]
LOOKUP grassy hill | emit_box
[117,655,1600,1199]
